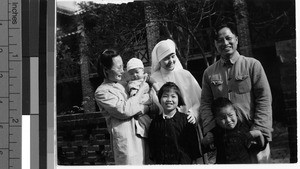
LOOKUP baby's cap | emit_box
[126,58,144,71]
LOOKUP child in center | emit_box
[204,97,267,164]
[148,82,200,164]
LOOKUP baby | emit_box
[126,58,160,138]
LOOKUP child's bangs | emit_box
[163,87,177,94]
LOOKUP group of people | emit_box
[94,22,273,165]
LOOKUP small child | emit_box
[148,82,200,164]
[126,58,160,138]
[206,97,266,164]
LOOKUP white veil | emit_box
[151,39,183,73]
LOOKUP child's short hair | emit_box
[157,82,185,107]
[211,97,243,123]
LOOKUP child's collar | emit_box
[162,110,177,119]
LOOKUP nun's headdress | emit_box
[151,39,183,73]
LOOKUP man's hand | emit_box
[247,130,265,148]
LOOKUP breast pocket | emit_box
[232,75,251,94]
[210,75,223,94]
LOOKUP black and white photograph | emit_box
[56,0,296,166]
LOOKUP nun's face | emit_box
[160,53,176,71]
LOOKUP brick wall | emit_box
[57,112,114,165]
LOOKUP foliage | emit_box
[147,0,219,67]
[247,0,295,42]
[77,1,147,72]
[58,0,236,75]
[75,0,226,69]
[57,40,81,81]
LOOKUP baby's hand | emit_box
[129,89,138,97]
[143,73,149,80]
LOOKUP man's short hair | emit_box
[213,22,238,40]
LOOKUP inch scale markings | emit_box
[0,0,22,169]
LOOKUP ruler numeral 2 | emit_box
[12,118,19,123]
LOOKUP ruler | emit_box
[0,0,22,169]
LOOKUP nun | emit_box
[150,39,202,122]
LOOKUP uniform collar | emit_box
[221,51,240,67]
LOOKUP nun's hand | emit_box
[146,75,157,86]
[187,113,196,124]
